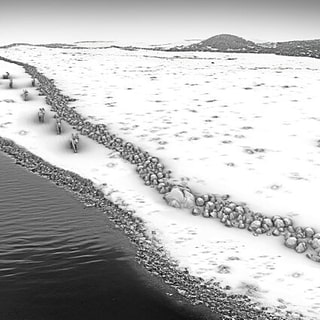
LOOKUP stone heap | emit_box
[0,55,319,265]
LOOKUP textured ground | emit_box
[0,47,320,319]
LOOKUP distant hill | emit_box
[171,34,264,53]
[1,35,320,59]
[190,34,258,51]
[169,34,320,59]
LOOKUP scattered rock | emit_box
[295,242,307,253]
[285,237,297,249]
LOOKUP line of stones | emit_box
[1,54,319,264]
[0,137,292,320]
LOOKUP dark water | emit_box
[0,152,216,320]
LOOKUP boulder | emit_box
[295,242,307,253]
[223,207,233,214]
[203,210,210,218]
[313,233,320,239]
[285,237,297,249]
[163,186,195,209]
[209,210,218,218]
[164,187,184,208]
[263,218,273,227]
[249,220,261,230]
[274,218,285,229]
[235,206,245,214]
[272,229,281,236]
[205,201,215,210]
[195,197,205,206]
[311,238,320,250]
[183,190,195,208]
[305,227,315,238]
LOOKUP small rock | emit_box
[224,220,232,227]
[263,218,273,227]
[205,201,215,210]
[229,211,239,220]
[311,238,320,249]
[295,242,307,253]
[192,207,202,216]
[274,218,285,229]
[202,210,210,218]
[272,215,282,222]
[195,197,205,206]
[305,227,315,238]
[202,194,210,202]
[235,206,245,214]
[272,229,281,236]
[209,210,217,218]
[283,217,293,227]
[285,237,297,249]
[250,220,261,230]
[306,253,320,263]
[224,207,233,214]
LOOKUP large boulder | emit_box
[163,186,195,209]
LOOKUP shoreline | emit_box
[0,149,216,320]
[0,137,287,320]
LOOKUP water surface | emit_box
[0,152,216,320]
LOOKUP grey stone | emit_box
[263,218,273,227]
[272,215,282,222]
[249,220,261,230]
[311,238,320,249]
[229,211,239,220]
[285,237,297,249]
[272,229,281,236]
[235,206,245,214]
[274,218,285,229]
[202,210,210,218]
[202,194,210,202]
[223,207,233,214]
[305,227,315,238]
[295,242,307,253]
[306,253,320,263]
[192,207,202,216]
[205,201,215,210]
[195,197,205,206]
[209,210,218,218]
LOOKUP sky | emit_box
[0,0,319,46]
